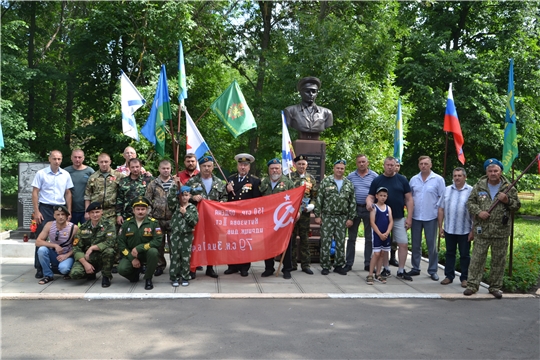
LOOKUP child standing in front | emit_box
[168,185,199,287]
[366,187,393,285]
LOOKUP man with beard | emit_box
[224,153,261,277]
[177,153,199,185]
[259,159,294,278]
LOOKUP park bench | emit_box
[517,192,535,201]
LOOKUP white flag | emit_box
[120,70,146,141]
[281,111,296,175]
[185,108,210,160]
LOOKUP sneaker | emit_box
[172,280,180,287]
[381,269,392,278]
[406,269,420,276]
[181,279,189,287]
[397,271,413,281]
[366,275,374,285]
[321,268,330,275]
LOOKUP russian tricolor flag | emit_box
[444,83,465,165]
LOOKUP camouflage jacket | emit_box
[116,173,154,218]
[118,216,162,262]
[145,177,174,220]
[185,174,227,202]
[259,175,294,195]
[467,175,520,238]
[314,176,356,220]
[167,184,199,234]
[72,218,116,262]
[84,170,125,209]
[291,171,318,204]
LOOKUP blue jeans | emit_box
[411,218,438,275]
[37,246,74,278]
[70,212,86,226]
[346,205,372,267]
[35,203,58,270]
[444,232,470,281]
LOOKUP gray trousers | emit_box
[411,218,439,275]
[346,205,372,267]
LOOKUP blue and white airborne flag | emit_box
[120,70,146,141]
[281,111,296,175]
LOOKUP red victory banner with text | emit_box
[190,186,305,266]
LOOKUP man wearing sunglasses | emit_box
[35,205,77,285]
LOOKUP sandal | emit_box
[38,276,54,285]
[375,274,387,284]
[366,275,374,285]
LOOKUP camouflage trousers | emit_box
[291,212,311,269]
[118,248,159,281]
[169,232,194,281]
[320,214,347,270]
[69,247,116,279]
[156,219,172,270]
[467,236,508,292]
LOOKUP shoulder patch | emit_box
[126,217,132,221]
[73,238,79,246]
[150,217,156,222]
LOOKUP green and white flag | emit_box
[210,80,257,138]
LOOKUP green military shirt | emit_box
[84,170,125,210]
[185,174,227,202]
[314,176,356,220]
[72,219,116,262]
[145,177,174,220]
[116,174,154,219]
[117,216,162,262]
[259,175,294,195]
[291,171,318,205]
[467,175,520,238]
[168,184,199,234]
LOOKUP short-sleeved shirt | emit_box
[65,166,95,213]
[32,166,74,205]
[347,169,378,205]
[437,183,473,235]
[409,171,446,221]
[369,174,410,219]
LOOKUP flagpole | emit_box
[508,165,515,277]
[195,107,211,125]
[206,148,229,183]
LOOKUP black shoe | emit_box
[111,266,118,274]
[261,269,275,277]
[381,269,392,278]
[343,265,352,272]
[154,268,164,277]
[389,258,399,267]
[206,268,218,278]
[406,269,420,276]
[189,271,196,280]
[364,265,370,271]
[321,269,330,275]
[397,271,413,281]
[302,267,314,275]
[333,267,347,275]
[240,270,249,277]
[224,267,238,275]
[140,265,147,274]
[101,276,111,288]
[283,270,291,279]
[145,279,153,290]
[87,273,97,281]
[196,266,203,271]
[291,267,298,272]
[35,270,43,279]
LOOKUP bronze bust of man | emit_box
[283,77,333,140]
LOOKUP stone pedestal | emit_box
[17,162,48,231]
[293,139,326,183]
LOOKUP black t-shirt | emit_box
[369,174,411,219]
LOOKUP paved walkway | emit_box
[0,238,535,300]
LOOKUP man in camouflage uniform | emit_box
[116,158,153,225]
[289,155,318,275]
[84,153,125,223]
[117,196,162,290]
[260,158,295,278]
[167,185,199,287]
[145,160,174,277]
[185,155,227,278]
[314,160,356,275]
[69,202,116,287]
[464,158,520,299]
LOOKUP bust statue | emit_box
[283,77,333,140]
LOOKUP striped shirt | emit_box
[347,169,378,205]
[437,183,473,235]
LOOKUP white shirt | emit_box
[32,166,74,205]
[410,171,445,221]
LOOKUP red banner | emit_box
[190,186,304,266]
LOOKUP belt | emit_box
[357,204,366,207]
[39,202,64,207]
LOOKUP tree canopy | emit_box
[1,0,539,194]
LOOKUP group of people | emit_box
[31,146,519,298]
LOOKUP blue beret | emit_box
[199,156,214,165]
[334,159,347,165]
[180,186,191,194]
[267,158,281,166]
[484,158,503,171]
